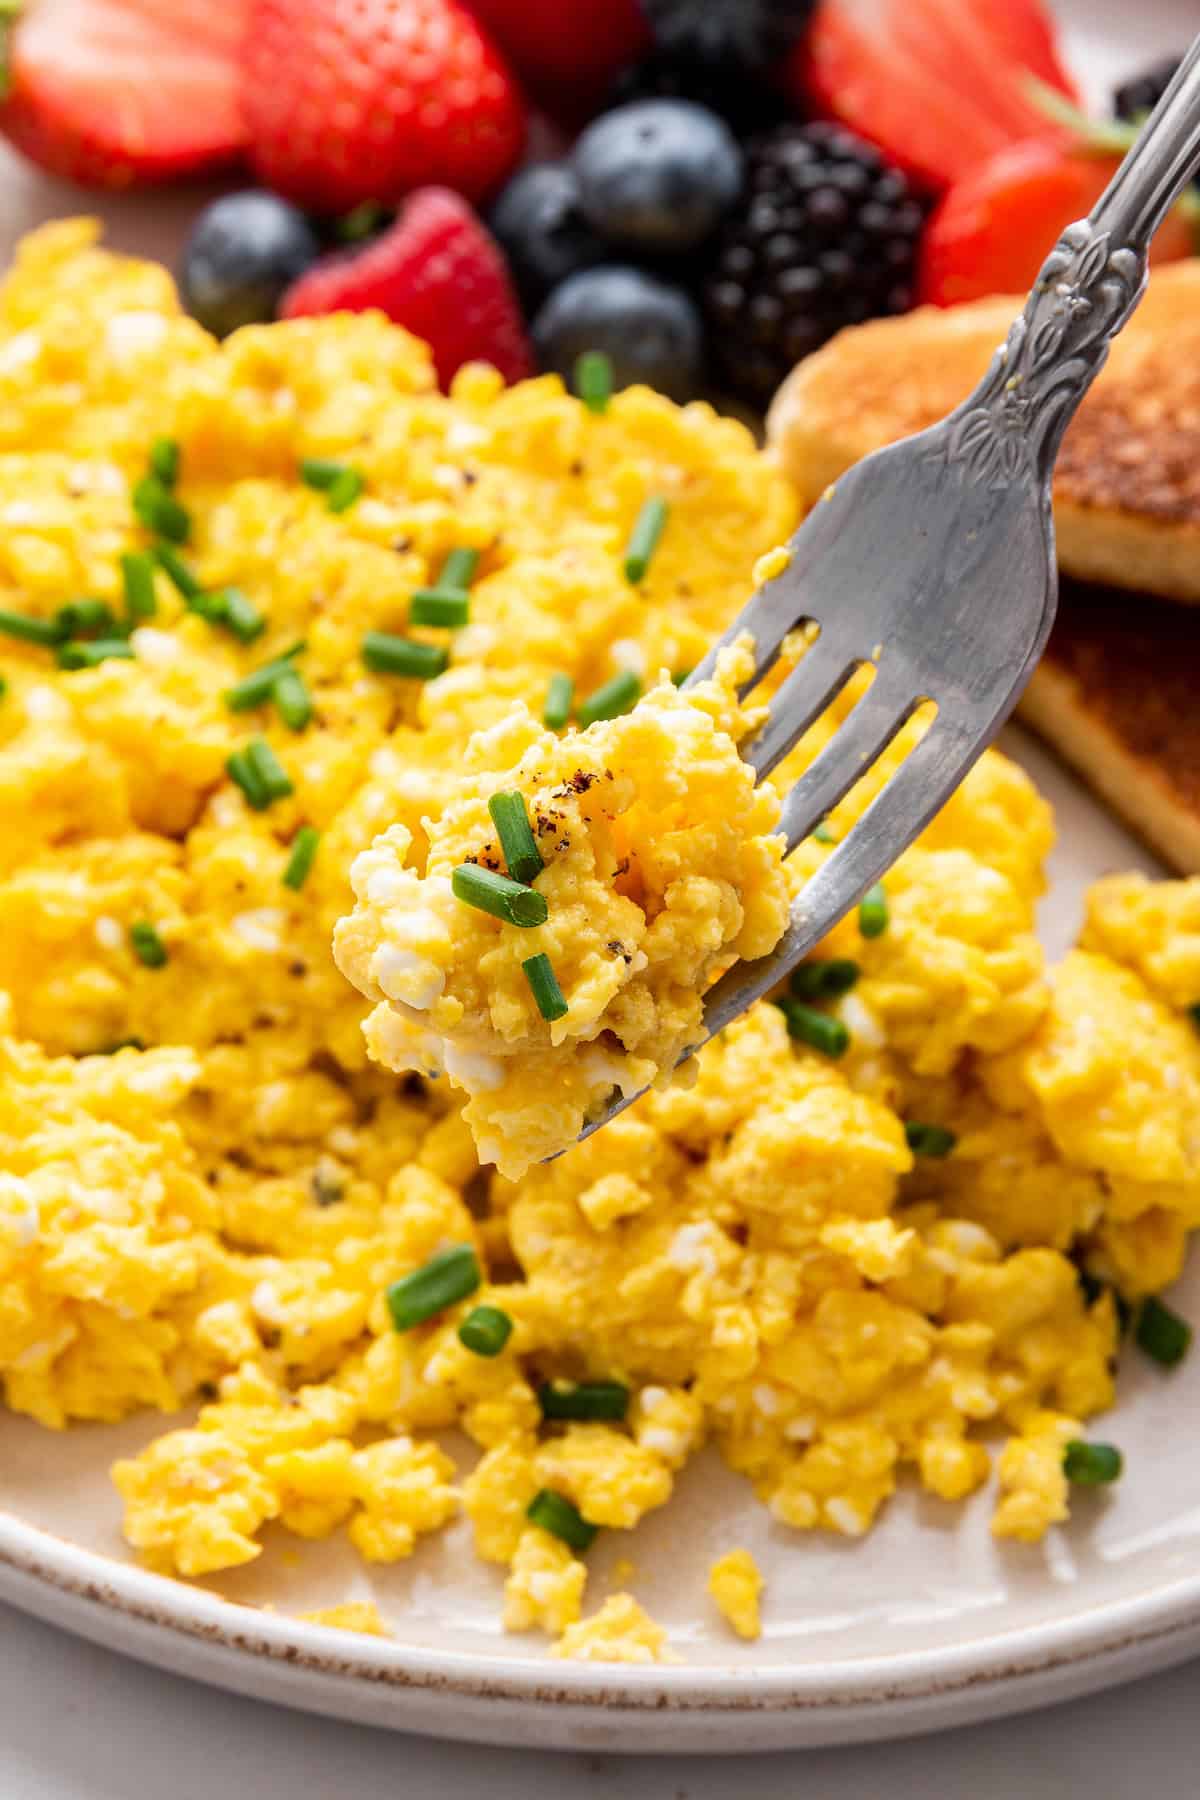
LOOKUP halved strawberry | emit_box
[792,0,1080,193]
[918,136,1196,308]
[0,0,250,189]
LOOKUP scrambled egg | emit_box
[333,646,788,1176]
[708,1548,764,1640]
[0,218,1197,1662]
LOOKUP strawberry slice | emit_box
[0,0,250,189]
[793,0,1080,193]
[917,136,1196,308]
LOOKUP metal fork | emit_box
[575,34,1200,1146]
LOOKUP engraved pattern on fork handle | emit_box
[940,30,1200,491]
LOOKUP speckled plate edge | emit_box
[2,1510,1200,1752]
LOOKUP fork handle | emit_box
[949,32,1200,485]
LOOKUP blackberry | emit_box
[608,49,793,141]
[641,0,814,77]
[1113,57,1181,123]
[702,123,924,406]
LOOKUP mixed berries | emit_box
[1,0,1196,406]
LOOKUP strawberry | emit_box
[242,0,526,217]
[464,0,651,117]
[917,136,1196,309]
[280,187,534,390]
[792,0,1080,193]
[0,0,250,188]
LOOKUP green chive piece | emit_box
[577,669,641,728]
[0,676,7,701]
[1135,1295,1193,1368]
[409,587,470,628]
[543,672,574,730]
[57,638,136,670]
[129,920,168,969]
[812,821,837,844]
[54,597,115,637]
[1063,1440,1123,1486]
[526,1489,598,1553]
[272,666,313,731]
[575,350,613,415]
[299,457,345,491]
[362,632,448,679]
[0,607,65,647]
[326,467,364,513]
[189,591,230,626]
[457,1304,513,1358]
[905,1121,957,1158]
[623,495,668,583]
[523,952,568,1022]
[148,437,180,489]
[790,959,859,1001]
[539,1379,629,1422]
[451,863,548,928]
[283,825,321,891]
[775,997,850,1059]
[439,548,479,589]
[224,642,306,712]
[246,736,293,802]
[488,790,543,887]
[671,667,693,687]
[226,747,269,810]
[859,882,889,938]
[121,551,158,621]
[214,587,266,644]
[386,1244,481,1331]
[154,543,202,600]
[132,475,190,544]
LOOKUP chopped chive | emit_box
[905,1121,957,1158]
[121,551,158,621]
[57,638,136,670]
[327,467,364,513]
[623,495,668,584]
[812,821,837,844]
[246,736,293,802]
[283,825,321,891]
[132,474,190,543]
[54,597,116,637]
[671,667,693,687]
[523,952,568,1022]
[0,607,65,648]
[409,587,470,628]
[458,1304,513,1358]
[577,670,641,728]
[154,543,202,600]
[190,590,230,625]
[1063,1440,1122,1486]
[452,864,548,928]
[543,671,574,730]
[223,642,306,712]
[272,666,312,731]
[539,1380,629,1422]
[386,1244,480,1331]
[526,1489,598,1553]
[214,587,265,644]
[129,920,168,968]
[299,457,345,491]
[790,959,859,1000]
[0,676,7,701]
[226,747,269,810]
[439,548,479,589]
[488,790,543,887]
[148,437,180,488]
[858,882,889,938]
[575,349,613,414]
[362,632,448,679]
[775,997,850,1058]
[1135,1295,1192,1368]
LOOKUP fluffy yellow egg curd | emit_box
[333,647,788,1178]
[2,219,1199,1662]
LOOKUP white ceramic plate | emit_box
[2,0,1198,1755]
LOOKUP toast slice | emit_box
[764,267,1200,871]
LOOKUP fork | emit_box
[576,34,1200,1145]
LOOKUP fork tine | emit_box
[742,627,863,777]
[686,563,810,692]
[775,681,922,849]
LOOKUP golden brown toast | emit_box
[764,267,1200,872]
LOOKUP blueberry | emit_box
[532,266,704,403]
[180,191,321,339]
[488,164,608,313]
[570,100,743,255]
